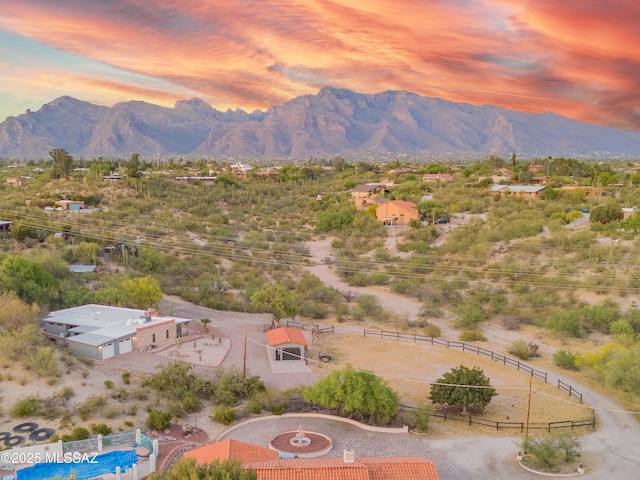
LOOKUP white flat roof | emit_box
[45,304,191,343]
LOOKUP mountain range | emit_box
[1,87,640,160]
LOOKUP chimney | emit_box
[343,449,355,463]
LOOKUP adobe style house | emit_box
[489,185,546,199]
[423,173,454,182]
[557,185,602,198]
[185,439,440,480]
[54,200,85,210]
[5,177,28,187]
[42,304,192,360]
[375,200,419,226]
[265,327,308,362]
[622,207,637,220]
[351,184,386,210]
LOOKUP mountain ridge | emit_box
[1,87,640,159]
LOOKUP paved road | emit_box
[157,296,640,479]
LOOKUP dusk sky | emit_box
[1,0,638,131]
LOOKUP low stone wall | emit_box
[217,412,408,441]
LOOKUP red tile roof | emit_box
[244,457,439,480]
[266,327,308,347]
[244,458,370,480]
[183,439,277,465]
[360,456,440,480]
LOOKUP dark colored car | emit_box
[435,218,450,224]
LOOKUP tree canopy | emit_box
[49,148,73,179]
[250,283,297,327]
[122,275,163,309]
[429,365,497,413]
[302,363,400,424]
[0,255,59,305]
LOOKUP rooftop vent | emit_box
[343,449,355,463]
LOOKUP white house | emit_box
[42,304,192,360]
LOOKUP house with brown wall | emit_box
[351,184,386,210]
[489,185,546,199]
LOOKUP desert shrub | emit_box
[10,396,38,418]
[390,279,421,296]
[609,319,635,341]
[74,394,109,421]
[104,380,114,389]
[60,386,75,400]
[91,423,112,435]
[23,346,60,378]
[501,316,521,330]
[211,405,236,425]
[146,410,172,431]
[370,273,390,286]
[70,427,90,441]
[553,350,579,370]
[509,340,536,360]
[459,330,486,342]
[121,372,131,385]
[546,311,585,338]
[423,324,441,338]
[407,404,432,433]
[271,404,285,415]
[582,301,620,333]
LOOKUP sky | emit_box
[0,0,638,131]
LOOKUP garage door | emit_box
[282,347,301,361]
[102,342,115,359]
[119,338,133,354]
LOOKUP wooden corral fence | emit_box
[363,328,586,402]
[284,320,335,340]
[401,405,596,432]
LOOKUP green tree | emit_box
[250,283,297,328]
[0,255,59,305]
[50,148,74,179]
[126,153,142,179]
[429,365,497,413]
[148,457,257,480]
[590,202,622,224]
[315,207,356,233]
[622,212,640,233]
[122,275,163,309]
[302,363,400,424]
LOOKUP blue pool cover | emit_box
[17,449,138,480]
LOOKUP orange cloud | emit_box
[0,0,638,130]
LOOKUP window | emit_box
[165,329,169,339]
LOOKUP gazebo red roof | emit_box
[266,327,308,347]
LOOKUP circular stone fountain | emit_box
[269,425,333,458]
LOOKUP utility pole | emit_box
[524,372,533,449]
[243,330,247,379]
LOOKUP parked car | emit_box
[581,209,590,213]
[435,218,450,224]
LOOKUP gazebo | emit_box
[265,327,308,362]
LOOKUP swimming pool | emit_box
[16,449,138,480]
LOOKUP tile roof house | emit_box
[375,200,419,226]
[186,440,440,480]
[351,184,387,210]
[184,439,277,465]
[266,327,308,362]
